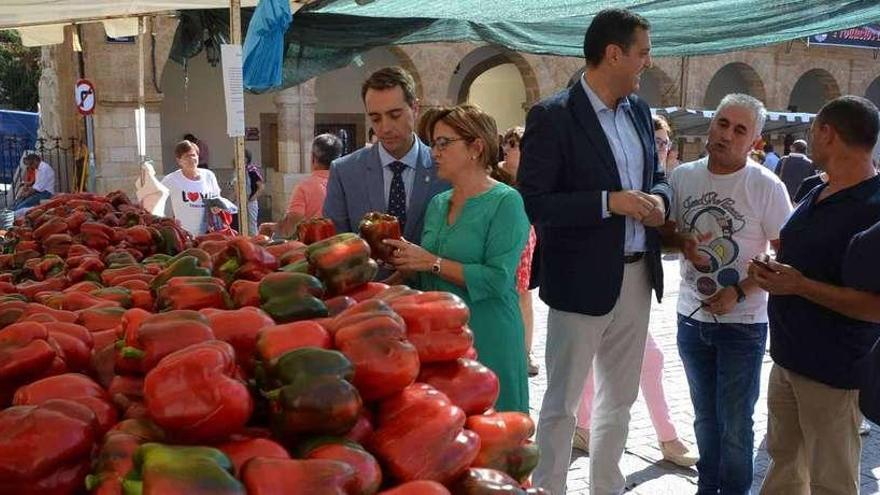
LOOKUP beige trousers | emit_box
[760,364,861,495]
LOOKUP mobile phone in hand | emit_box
[751,255,777,273]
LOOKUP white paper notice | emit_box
[221,44,245,137]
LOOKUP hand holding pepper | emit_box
[383,238,436,273]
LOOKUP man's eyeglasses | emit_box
[655,137,670,150]
[430,136,466,151]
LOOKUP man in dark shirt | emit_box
[750,95,880,495]
[775,139,815,201]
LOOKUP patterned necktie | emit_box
[387,161,407,230]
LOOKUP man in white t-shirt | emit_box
[161,139,221,236]
[661,94,792,494]
[13,154,55,211]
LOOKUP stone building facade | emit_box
[39,19,880,222]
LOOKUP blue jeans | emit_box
[677,314,767,495]
[13,190,52,211]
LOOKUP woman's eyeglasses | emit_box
[430,136,466,151]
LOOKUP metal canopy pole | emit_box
[230,0,249,235]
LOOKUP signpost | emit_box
[229,0,249,235]
[75,79,97,192]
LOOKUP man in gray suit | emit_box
[776,139,815,201]
[323,66,448,244]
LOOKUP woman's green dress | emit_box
[416,182,530,412]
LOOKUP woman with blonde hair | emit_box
[385,104,530,412]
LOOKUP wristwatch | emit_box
[431,257,443,274]
[732,283,746,303]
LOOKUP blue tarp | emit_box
[0,110,38,141]
[242,0,292,93]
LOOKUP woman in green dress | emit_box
[384,104,530,412]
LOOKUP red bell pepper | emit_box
[344,282,391,302]
[217,437,290,476]
[214,237,279,283]
[256,321,332,368]
[156,276,232,311]
[91,286,134,307]
[296,217,337,245]
[229,279,259,307]
[0,299,27,329]
[13,373,118,435]
[144,340,253,443]
[201,307,275,373]
[122,442,245,495]
[264,240,306,260]
[303,439,382,495]
[358,211,402,263]
[466,412,540,484]
[419,358,500,416]
[108,374,145,413]
[80,221,115,250]
[325,295,358,317]
[68,256,106,284]
[333,309,420,401]
[43,233,74,257]
[241,458,357,495]
[44,290,119,311]
[116,310,215,374]
[77,305,127,332]
[0,399,98,495]
[390,292,474,363]
[22,303,78,323]
[370,383,480,484]
[101,264,146,286]
[451,468,547,494]
[326,299,405,336]
[63,280,103,293]
[344,412,375,445]
[17,276,68,300]
[0,321,56,383]
[32,216,68,242]
[378,481,451,495]
[44,321,94,372]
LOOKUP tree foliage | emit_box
[0,31,41,112]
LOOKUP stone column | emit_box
[271,79,316,220]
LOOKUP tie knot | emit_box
[389,161,406,175]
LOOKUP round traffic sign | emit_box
[75,79,96,115]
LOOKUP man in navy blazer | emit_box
[518,9,672,495]
[323,67,448,244]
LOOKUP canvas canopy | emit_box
[268,0,880,87]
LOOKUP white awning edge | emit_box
[103,18,139,39]
[17,23,65,47]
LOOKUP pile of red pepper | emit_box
[0,192,542,495]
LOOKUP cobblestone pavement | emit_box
[527,258,880,494]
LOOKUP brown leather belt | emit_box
[623,252,645,264]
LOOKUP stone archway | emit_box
[864,75,880,111]
[703,62,767,110]
[640,67,678,107]
[448,45,540,108]
[788,68,841,113]
[386,46,424,102]
[447,45,539,132]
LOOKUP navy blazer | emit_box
[518,83,672,316]
[323,139,449,244]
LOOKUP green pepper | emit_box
[258,272,328,323]
[214,238,278,284]
[105,250,140,267]
[278,259,312,274]
[141,254,173,267]
[305,233,378,296]
[169,248,213,270]
[150,256,212,290]
[265,348,362,439]
[122,443,245,495]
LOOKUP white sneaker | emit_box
[860,419,872,436]
[572,427,590,453]
[527,354,539,377]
